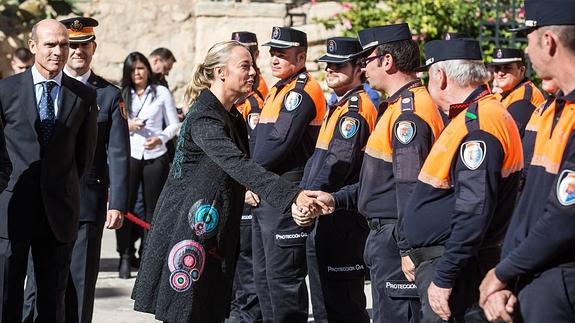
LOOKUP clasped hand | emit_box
[291,190,335,227]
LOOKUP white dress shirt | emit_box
[64,67,91,85]
[32,65,62,116]
[129,85,180,160]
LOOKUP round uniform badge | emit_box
[328,40,337,53]
[556,169,575,206]
[395,121,416,144]
[284,91,303,111]
[339,116,360,139]
[247,113,260,130]
[460,140,486,170]
[496,49,503,59]
[272,27,281,40]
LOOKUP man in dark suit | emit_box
[21,17,130,323]
[0,19,97,322]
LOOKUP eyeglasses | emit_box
[360,54,385,68]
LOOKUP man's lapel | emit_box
[21,70,39,131]
[57,74,78,125]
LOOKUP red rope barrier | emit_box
[125,212,151,230]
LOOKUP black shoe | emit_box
[119,256,131,279]
[130,256,141,269]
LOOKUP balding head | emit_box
[29,19,69,79]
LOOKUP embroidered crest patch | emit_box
[118,100,128,120]
[339,117,359,139]
[272,27,281,40]
[460,140,486,170]
[328,39,337,53]
[247,113,260,130]
[557,169,575,206]
[284,91,302,111]
[395,121,416,145]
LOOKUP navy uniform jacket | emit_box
[332,81,444,233]
[403,88,523,288]
[80,73,130,222]
[299,87,377,192]
[497,90,575,282]
[495,79,545,137]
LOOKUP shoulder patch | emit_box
[460,140,486,170]
[118,99,128,120]
[557,170,575,206]
[247,113,260,130]
[395,120,416,144]
[284,91,302,111]
[339,116,360,139]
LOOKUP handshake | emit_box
[291,190,335,227]
[244,190,336,227]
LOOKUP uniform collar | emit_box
[447,84,490,119]
[64,68,91,85]
[499,77,529,100]
[557,89,575,103]
[333,85,364,108]
[384,79,423,104]
[274,67,307,88]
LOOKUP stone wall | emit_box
[0,0,344,106]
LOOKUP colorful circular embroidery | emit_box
[170,270,192,292]
[167,240,206,273]
[188,202,220,238]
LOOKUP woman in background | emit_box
[116,52,180,279]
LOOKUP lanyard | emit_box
[133,91,151,119]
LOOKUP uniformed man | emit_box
[22,17,130,323]
[479,1,575,322]
[401,39,523,322]
[293,37,377,322]
[250,26,326,322]
[489,47,545,135]
[303,24,445,323]
[228,30,268,323]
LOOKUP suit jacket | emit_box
[0,69,98,243]
[79,72,129,223]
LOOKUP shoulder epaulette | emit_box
[400,89,415,114]
[465,102,480,132]
[295,73,308,90]
[348,94,361,112]
[523,83,533,102]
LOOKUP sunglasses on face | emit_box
[360,54,385,68]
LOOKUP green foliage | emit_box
[0,0,80,28]
[316,0,482,41]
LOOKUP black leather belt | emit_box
[280,170,304,182]
[408,245,445,267]
[367,218,397,230]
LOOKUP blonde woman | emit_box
[131,41,322,322]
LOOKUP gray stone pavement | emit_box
[93,229,373,322]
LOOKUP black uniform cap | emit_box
[418,39,483,70]
[510,0,575,32]
[262,27,307,49]
[444,32,470,40]
[232,31,258,46]
[489,48,525,65]
[317,37,362,63]
[357,23,412,55]
[60,17,98,43]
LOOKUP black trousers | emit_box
[252,200,309,323]
[515,266,575,323]
[0,208,74,323]
[229,209,263,323]
[307,212,370,323]
[364,222,420,323]
[23,221,105,323]
[116,155,169,256]
[414,257,481,323]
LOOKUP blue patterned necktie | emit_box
[38,81,56,146]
